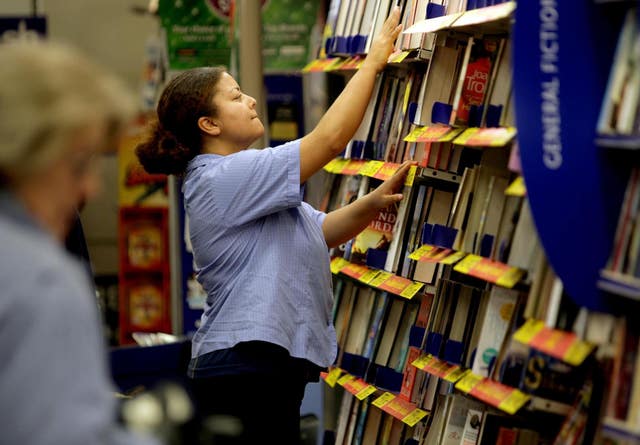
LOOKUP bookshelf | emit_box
[307,0,638,444]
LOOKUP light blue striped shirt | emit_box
[0,192,160,445]
[183,140,337,367]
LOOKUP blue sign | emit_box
[513,1,629,310]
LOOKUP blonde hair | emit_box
[0,40,136,182]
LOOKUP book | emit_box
[351,201,398,267]
[384,180,414,274]
[361,291,391,361]
[361,401,384,444]
[365,0,393,54]
[471,286,518,377]
[334,281,358,361]
[597,8,639,135]
[412,188,454,283]
[414,41,462,126]
[334,392,355,445]
[374,297,406,367]
[440,394,485,445]
[451,36,501,126]
[343,286,377,356]
[388,300,420,371]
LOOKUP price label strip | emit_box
[343,377,377,400]
[505,176,526,197]
[409,245,467,265]
[330,257,350,275]
[389,50,411,63]
[416,125,463,143]
[411,354,466,383]
[323,158,350,174]
[453,127,517,147]
[377,274,423,299]
[373,392,428,427]
[341,262,371,281]
[340,56,363,71]
[454,254,525,288]
[337,373,356,387]
[404,126,430,142]
[359,269,383,285]
[373,162,401,181]
[513,319,596,366]
[359,160,384,177]
[302,57,341,73]
[455,372,530,415]
[342,159,367,175]
[323,367,343,388]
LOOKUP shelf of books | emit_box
[306,0,640,444]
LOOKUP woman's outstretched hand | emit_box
[362,6,403,73]
[368,160,416,211]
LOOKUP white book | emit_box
[408,0,430,50]
[471,286,518,377]
[365,0,393,54]
[597,8,638,134]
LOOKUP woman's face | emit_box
[210,72,265,149]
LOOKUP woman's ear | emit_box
[198,116,220,136]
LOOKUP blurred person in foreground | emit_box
[0,40,161,445]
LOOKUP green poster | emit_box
[158,0,232,70]
[159,0,320,72]
[262,0,320,72]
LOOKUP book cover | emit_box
[471,286,518,377]
[452,37,500,125]
[351,201,398,266]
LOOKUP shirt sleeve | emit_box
[208,140,301,226]
[301,201,327,232]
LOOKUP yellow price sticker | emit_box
[324,367,342,388]
[497,390,531,415]
[359,160,384,177]
[506,176,526,197]
[495,267,525,288]
[453,254,482,274]
[373,392,395,408]
[330,257,349,274]
[400,281,425,299]
[438,127,464,142]
[444,368,470,383]
[389,50,411,63]
[411,354,432,370]
[369,271,392,287]
[359,269,382,285]
[439,251,467,265]
[513,319,545,345]
[404,126,427,142]
[564,341,596,366]
[402,408,428,427]
[355,385,377,400]
[405,165,417,187]
[408,244,433,260]
[337,374,356,386]
[455,372,483,393]
[324,158,349,174]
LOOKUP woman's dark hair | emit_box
[136,66,226,175]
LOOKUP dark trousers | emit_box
[191,372,308,445]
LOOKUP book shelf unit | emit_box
[311,0,628,444]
